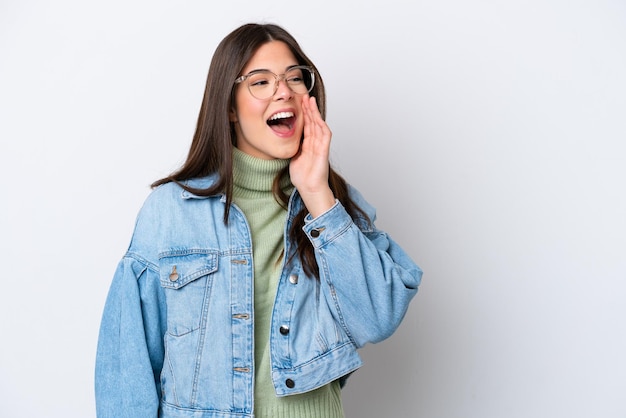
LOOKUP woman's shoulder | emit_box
[127,175,221,255]
[135,175,220,222]
[137,181,183,215]
[346,182,376,213]
[339,182,376,231]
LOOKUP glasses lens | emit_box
[285,67,314,95]
[245,67,315,100]
[247,71,276,100]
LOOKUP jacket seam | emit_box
[317,253,357,346]
[124,251,158,273]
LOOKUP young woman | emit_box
[95,23,422,418]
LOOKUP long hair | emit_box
[152,23,369,279]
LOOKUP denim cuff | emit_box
[302,200,353,248]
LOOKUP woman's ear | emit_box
[229,108,238,123]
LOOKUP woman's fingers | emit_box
[301,95,331,155]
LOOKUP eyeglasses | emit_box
[234,65,315,100]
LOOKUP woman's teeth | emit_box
[268,111,294,122]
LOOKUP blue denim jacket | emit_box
[95,176,422,418]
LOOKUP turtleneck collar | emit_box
[232,147,291,193]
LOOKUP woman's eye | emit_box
[287,75,303,84]
[250,78,270,87]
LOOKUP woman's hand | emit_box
[290,95,336,218]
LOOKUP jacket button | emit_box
[310,229,320,238]
[285,379,295,388]
[169,266,179,281]
[289,274,298,284]
[279,325,290,335]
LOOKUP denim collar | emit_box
[180,175,222,200]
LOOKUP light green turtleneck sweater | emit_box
[231,147,344,418]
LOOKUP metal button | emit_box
[285,379,295,388]
[169,266,179,281]
[288,274,298,284]
[279,325,290,335]
[310,229,320,238]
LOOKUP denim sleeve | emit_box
[95,253,164,418]
[303,194,422,348]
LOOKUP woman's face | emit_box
[230,41,305,160]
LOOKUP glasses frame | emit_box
[234,65,315,100]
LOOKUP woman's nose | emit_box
[273,77,293,100]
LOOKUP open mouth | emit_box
[267,111,295,134]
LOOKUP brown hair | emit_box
[152,23,369,279]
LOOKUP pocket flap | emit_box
[159,250,218,289]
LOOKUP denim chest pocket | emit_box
[159,250,218,337]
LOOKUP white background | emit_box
[1,1,625,417]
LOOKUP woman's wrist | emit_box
[299,187,336,219]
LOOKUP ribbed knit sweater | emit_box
[231,147,344,418]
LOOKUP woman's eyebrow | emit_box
[245,64,300,74]
[244,68,269,74]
